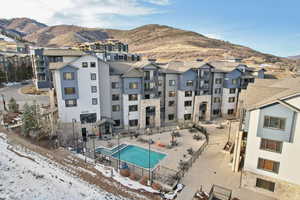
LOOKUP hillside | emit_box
[0,18,297,67]
[288,55,300,60]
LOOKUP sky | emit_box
[1,0,300,57]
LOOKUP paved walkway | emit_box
[177,122,275,200]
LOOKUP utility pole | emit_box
[147,128,152,185]
[72,119,76,149]
[227,120,232,143]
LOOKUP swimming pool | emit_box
[112,145,166,169]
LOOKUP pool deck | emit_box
[86,129,206,171]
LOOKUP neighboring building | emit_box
[49,55,265,137]
[237,78,300,200]
[30,48,86,89]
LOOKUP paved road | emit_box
[0,84,50,111]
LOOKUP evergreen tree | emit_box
[8,97,19,113]
[21,103,39,136]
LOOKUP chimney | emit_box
[196,58,203,62]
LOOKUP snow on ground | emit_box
[0,133,126,200]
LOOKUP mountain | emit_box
[288,55,300,60]
[0,18,47,35]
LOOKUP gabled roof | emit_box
[49,62,78,70]
[122,67,143,78]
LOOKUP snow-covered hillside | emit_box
[0,133,124,200]
[0,33,15,42]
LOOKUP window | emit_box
[129,119,138,127]
[256,178,275,192]
[111,82,119,89]
[158,80,162,86]
[92,98,98,105]
[169,91,176,97]
[185,91,192,97]
[91,86,97,93]
[228,97,235,103]
[260,139,282,153]
[82,62,88,68]
[186,80,193,86]
[114,120,121,127]
[215,78,222,84]
[90,62,96,68]
[144,94,150,99]
[229,88,236,94]
[169,80,176,86]
[213,109,220,115]
[257,158,280,173]
[158,91,162,97]
[144,71,150,80]
[184,114,192,120]
[112,94,120,101]
[184,101,192,107]
[129,82,138,89]
[112,105,120,112]
[129,105,138,112]
[90,73,96,80]
[263,116,286,130]
[64,87,75,95]
[80,113,96,124]
[65,99,77,107]
[63,72,74,80]
[227,109,234,115]
[129,94,138,101]
[168,101,175,107]
[214,88,221,94]
[168,114,175,121]
[214,97,221,103]
[232,79,238,85]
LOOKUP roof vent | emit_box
[196,58,203,62]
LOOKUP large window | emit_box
[144,71,150,80]
[169,80,176,86]
[168,114,175,121]
[260,139,282,153]
[80,113,97,124]
[111,82,119,89]
[227,109,234,115]
[92,98,98,105]
[186,80,193,86]
[184,101,192,107]
[114,120,121,127]
[185,91,192,97]
[215,78,222,84]
[214,88,221,94]
[90,62,96,68]
[112,105,120,112]
[112,94,120,101]
[129,94,138,101]
[232,79,238,85]
[257,158,280,174]
[129,105,138,112]
[91,86,97,93]
[184,114,192,120]
[64,87,75,95]
[169,91,176,97]
[168,101,175,107]
[90,73,96,80]
[228,97,235,103]
[129,82,138,89]
[263,116,286,130]
[82,62,88,68]
[256,178,275,192]
[129,119,138,127]
[65,99,77,107]
[214,97,221,103]
[229,88,236,94]
[63,72,74,80]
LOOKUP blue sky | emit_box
[1,0,299,56]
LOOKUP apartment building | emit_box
[49,52,265,138]
[238,78,300,199]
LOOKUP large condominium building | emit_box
[238,78,300,200]
[49,52,265,138]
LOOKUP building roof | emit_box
[241,77,300,111]
[49,62,78,70]
[43,49,86,56]
[109,62,133,75]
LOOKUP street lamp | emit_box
[147,127,151,185]
[72,118,76,150]
[118,131,120,171]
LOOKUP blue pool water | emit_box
[95,144,127,155]
[112,145,166,169]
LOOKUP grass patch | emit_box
[20,85,48,96]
